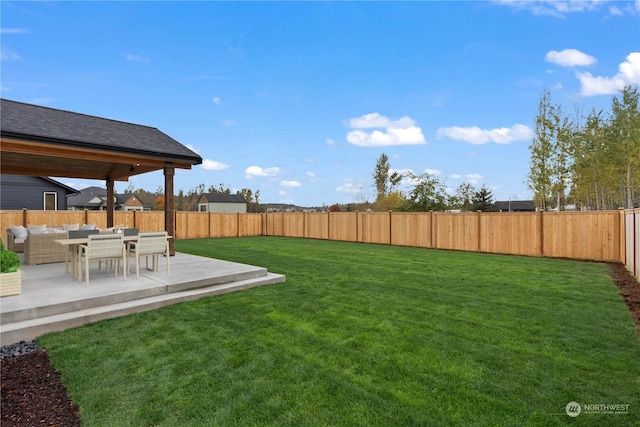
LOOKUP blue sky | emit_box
[2,1,639,207]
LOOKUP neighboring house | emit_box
[197,193,247,213]
[67,187,146,211]
[495,200,537,212]
[0,174,78,210]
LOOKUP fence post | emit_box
[539,210,545,257]
[616,208,624,263]
[429,210,434,249]
[327,211,330,241]
[477,210,482,253]
[22,208,27,227]
[389,210,392,245]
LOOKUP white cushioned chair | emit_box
[127,231,170,279]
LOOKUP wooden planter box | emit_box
[0,270,22,297]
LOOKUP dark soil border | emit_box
[1,262,638,426]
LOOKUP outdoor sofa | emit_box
[6,224,106,265]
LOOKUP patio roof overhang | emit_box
[0,135,199,181]
[0,99,203,254]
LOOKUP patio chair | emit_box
[65,229,99,275]
[123,228,139,236]
[78,234,126,286]
[127,231,170,279]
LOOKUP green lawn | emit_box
[39,237,640,426]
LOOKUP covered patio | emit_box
[0,99,286,344]
[0,98,203,255]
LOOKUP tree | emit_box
[372,154,401,201]
[609,85,640,208]
[452,182,475,211]
[404,172,448,211]
[528,89,555,210]
[471,185,496,212]
[549,104,573,210]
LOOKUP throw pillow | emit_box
[10,225,28,239]
[64,223,80,231]
[27,224,47,235]
[80,223,96,230]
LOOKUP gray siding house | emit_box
[197,193,247,213]
[0,174,78,210]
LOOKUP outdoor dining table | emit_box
[56,235,140,281]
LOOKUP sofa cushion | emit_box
[10,225,28,239]
[28,224,47,235]
[47,228,67,234]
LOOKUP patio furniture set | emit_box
[5,225,170,286]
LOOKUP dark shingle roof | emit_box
[66,186,106,208]
[0,99,201,163]
[495,200,537,212]
[201,193,246,203]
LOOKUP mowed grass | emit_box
[39,237,640,426]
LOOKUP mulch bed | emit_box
[1,350,81,426]
[1,261,639,426]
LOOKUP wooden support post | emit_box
[106,178,114,228]
[164,163,175,256]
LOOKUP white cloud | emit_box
[451,174,463,179]
[212,97,221,105]
[1,46,20,60]
[424,169,442,176]
[345,113,426,147]
[281,180,301,188]
[545,49,596,67]
[494,0,608,17]
[466,174,483,185]
[577,52,640,96]
[1,28,28,34]
[222,119,237,127]
[201,159,230,171]
[326,138,335,145]
[245,166,280,179]
[436,124,533,144]
[336,182,363,194]
[125,53,150,62]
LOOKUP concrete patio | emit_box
[0,253,286,345]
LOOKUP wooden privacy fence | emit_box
[1,209,638,276]
[263,210,627,259]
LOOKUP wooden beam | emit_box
[106,179,114,228]
[1,138,196,170]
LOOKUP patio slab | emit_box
[0,253,286,345]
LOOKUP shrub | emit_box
[0,238,21,273]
